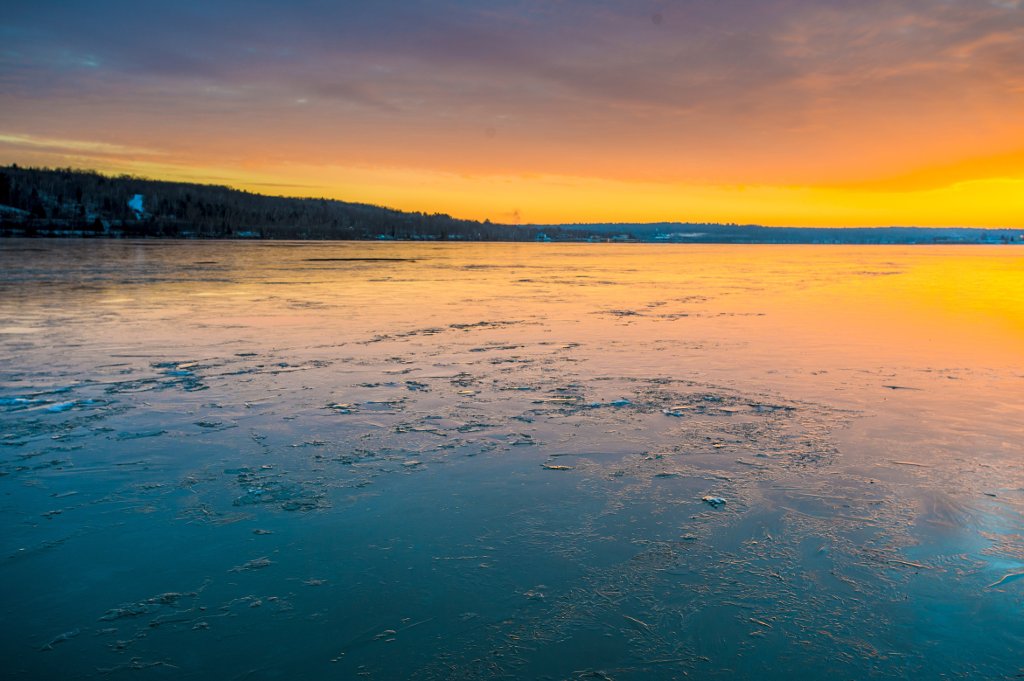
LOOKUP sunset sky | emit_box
[2,0,1022,226]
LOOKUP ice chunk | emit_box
[229,557,273,572]
[41,628,80,651]
[662,407,691,417]
[988,571,1024,589]
[0,396,44,410]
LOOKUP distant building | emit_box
[127,194,145,219]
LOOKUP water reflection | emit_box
[0,240,1021,679]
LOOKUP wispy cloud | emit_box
[0,133,163,157]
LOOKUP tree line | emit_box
[0,165,591,241]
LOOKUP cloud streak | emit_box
[0,133,163,157]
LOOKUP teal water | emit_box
[1,240,1022,679]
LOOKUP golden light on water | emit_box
[47,242,1023,370]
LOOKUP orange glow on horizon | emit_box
[3,141,1023,228]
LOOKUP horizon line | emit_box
[3,162,1021,232]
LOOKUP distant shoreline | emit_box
[2,234,1021,246]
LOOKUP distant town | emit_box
[1,165,1021,244]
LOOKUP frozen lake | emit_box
[1,239,1022,679]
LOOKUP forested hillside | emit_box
[0,165,576,241]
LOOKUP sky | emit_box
[1,0,1023,226]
